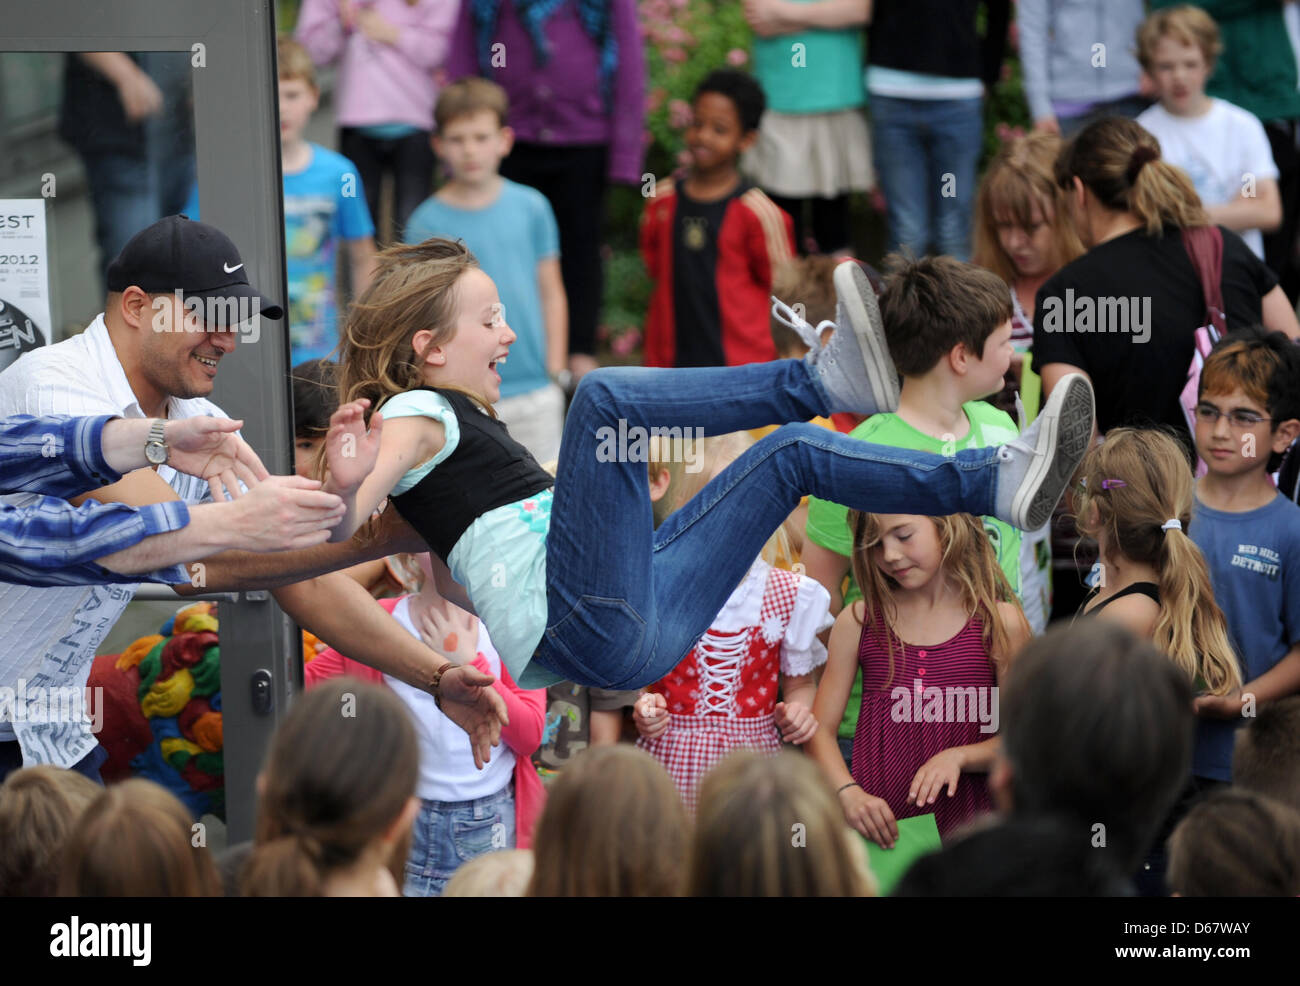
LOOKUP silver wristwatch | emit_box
[144,419,169,466]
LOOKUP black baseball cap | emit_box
[105,215,284,322]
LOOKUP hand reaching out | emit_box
[163,416,270,501]
[324,399,382,495]
[215,474,346,551]
[436,664,510,770]
[774,700,817,744]
[634,692,670,740]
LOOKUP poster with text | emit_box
[0,199,50,371]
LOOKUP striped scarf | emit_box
[470,0,619,109]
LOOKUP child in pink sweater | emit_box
[305,552,546,896]
[295,0,460,241]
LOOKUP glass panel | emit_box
[0,51,197,348]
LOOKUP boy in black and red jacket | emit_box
[641,70,795,367]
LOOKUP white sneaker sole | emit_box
[1010,374,1095,531]
[833,261,900,415]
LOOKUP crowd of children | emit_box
[5,2,1300,899]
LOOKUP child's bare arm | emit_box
[324,404,444,542]
[802,538,849,617]
[775,671,819,744]
[1196,642,1300,718]
[537,257,568,376]
[807,606,864,790]
[348,237,378,300]
[1261,285,1300,341]
[1205,178,1282,236]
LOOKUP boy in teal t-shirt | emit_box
[801,257,1025,762]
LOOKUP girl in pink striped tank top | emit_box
[808,512,1031,847]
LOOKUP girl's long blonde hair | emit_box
[336,237,492,421]
[847,512,1016,687]
[1074,428,1242,695]
[973,133,1084,284]
[689,751,876,897]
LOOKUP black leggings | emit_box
[500,142,609,358]
[338,128,436,244]
[767,192,852,255]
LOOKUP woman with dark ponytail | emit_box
[241,679,420,897]
[1033,116,1298,449]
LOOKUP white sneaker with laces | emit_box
[993,373,1095,531]
[772,261,900,416]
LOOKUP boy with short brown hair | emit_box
[406,77,569,464]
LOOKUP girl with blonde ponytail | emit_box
[241,679,420,897]
[1075,427,1241,696]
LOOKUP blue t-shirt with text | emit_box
[1190,493,1300,780]
[405,178,559,400]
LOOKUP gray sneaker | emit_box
[775,261,900,416]
[993,373,1095,531]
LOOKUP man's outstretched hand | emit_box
[437,663,509,769]
[162,416,270,499]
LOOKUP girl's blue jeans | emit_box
[533,361,1004,690]
[402,782,515,897]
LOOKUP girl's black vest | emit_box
[388,388,553,561]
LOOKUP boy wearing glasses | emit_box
[1189,326,1300,783]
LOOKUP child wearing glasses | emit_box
[1188,327,1300,788]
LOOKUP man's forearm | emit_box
[98,417,160,474]
[274,572,451,691]
[173,509,425,593]
[95,501,247,579]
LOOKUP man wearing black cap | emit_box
[0,216,504,782]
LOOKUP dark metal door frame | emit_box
[7,0,296,841]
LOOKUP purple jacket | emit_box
[444,0,647,184]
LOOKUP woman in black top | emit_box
[1033,117,1299,449]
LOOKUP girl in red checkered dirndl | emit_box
[634,433,832,812]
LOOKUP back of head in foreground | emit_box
[1167,788,1300,897]
[996,621,1195,874]
[527,745,689,897]
[0,765,101,897]
[57,778,221,897]
[241,678,419,897]
[689,750,875,897]
[1232,695,1300,814]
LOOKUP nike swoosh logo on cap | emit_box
[223,262,244,274]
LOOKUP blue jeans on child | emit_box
[870,94,984,260]
[533,360,1005,690]
[403,782,515,897]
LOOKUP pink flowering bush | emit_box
[638,0,752,180]
[602,0,754,362]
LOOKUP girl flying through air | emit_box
[319,238,1094,703]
